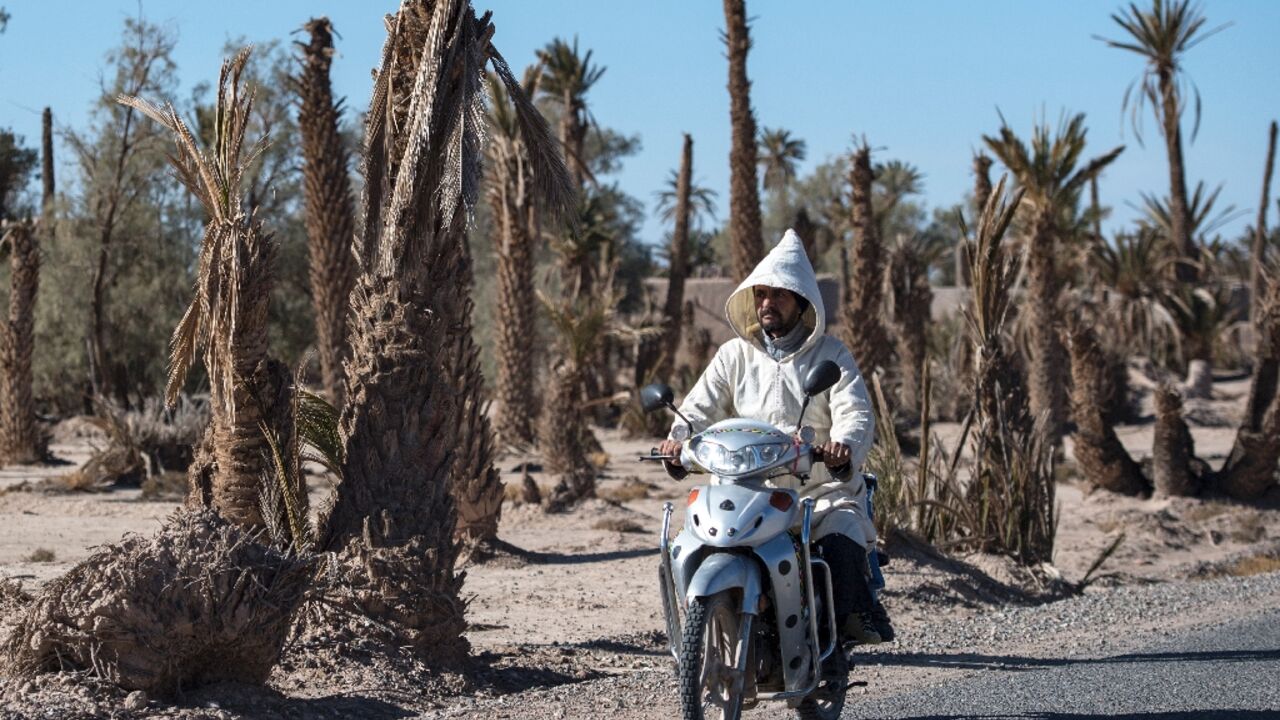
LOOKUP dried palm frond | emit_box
[119,49,271,415]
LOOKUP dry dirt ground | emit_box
[0,376,1278,718]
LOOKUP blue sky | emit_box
[1,1,1277,248]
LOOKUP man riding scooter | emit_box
[658,229,894,643]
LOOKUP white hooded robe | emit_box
[672,229,878,548]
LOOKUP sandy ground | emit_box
[0,374,1277,718]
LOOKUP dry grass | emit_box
[24,548,55,563]
[1220,554,1280,577]
[592,518,645,534]
[141,471,188,500]
[597,477,654,503]
[1178,501,1232,523]
[1229,512,1268,544]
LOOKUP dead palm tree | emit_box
[1251,121,1277,326]
[0,220,43,465]
[637,134,700,386]
[1100,0,1228,282]
[317,1,571,659]
[121,49,292,530]
[984,112,1123,443]
[758,126,806,194]
[841,141,892,374]
[485,65,545,449]
[723,0,764,280]
[294,17,357,403]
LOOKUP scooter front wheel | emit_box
[678,591,747,720]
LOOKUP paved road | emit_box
[843,608,1280,719]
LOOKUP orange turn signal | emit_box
[687,488,700,506]
[769,491,793,512]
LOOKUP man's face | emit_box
[754,285,801,337]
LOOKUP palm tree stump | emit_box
[3,511,312,695]
[0,221,46,465]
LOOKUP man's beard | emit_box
[760,310,795,336]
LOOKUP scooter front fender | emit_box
[684,552,761,614]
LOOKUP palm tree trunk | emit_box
[1065,318,1148,496]
[1026,210,1067,442]
[1251,121,1277,327]
[297,17,357,404]
[449,241,503,549]
[723,0,763,281]
[888,245,931,418]
[41,107,54,211]
[792,206,818,265]
[319,1,524,661]
[637,134,693,385]
[841,144,891,374]
[1211,277,1280,499]
[543,360,595,511]
[0,221,43,465]
[1152,382,1200,497]
[1159,67,1196,283]
[491,183,538,447]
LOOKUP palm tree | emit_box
[841,141,892,374]
[984,112,1123,442]
[121,49,293,529]
[1211,265,1280,499]
[1251,121,1277,326]
[538,36,604,192]
[295,17,356,404]
[541,280,621,511]
[887,232,945,418]
[0,220,43,465]
[1064,315,1150,496]
[316,1,571,659]
[637,134,698,386]
[960,153,994,287]
[485,64,545,449]
[1100,0,1228,282]
[758,126,806,193]
[723,0,764,280]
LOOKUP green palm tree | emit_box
[758,127,806,193]
[1100,0,1229,282]
[984,112,1123,442]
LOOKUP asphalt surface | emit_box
[842,607,1280,719]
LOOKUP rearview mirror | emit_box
[802,360,841,397]
[640,383,675,413]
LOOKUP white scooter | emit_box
[639,360,855,720]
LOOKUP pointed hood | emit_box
[725,229,825,354]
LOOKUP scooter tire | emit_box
[678,592,745,720]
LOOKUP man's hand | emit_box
[658,439,683,466]
[819,441,850,469]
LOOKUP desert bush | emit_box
[4,510,313,695]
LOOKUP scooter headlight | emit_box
[693,440,791,475]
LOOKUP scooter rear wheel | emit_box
[678,591,746,720]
